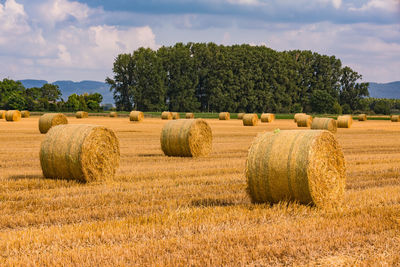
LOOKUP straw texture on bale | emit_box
[185,113,195,119]
[296,115,313,127]
[160,119,212,157]
[40,124,120,182]
[0,110,6,119]
[237,113,245,120]
[21,110,30,118]
[261,113,275,123]
[246,130,345,208]
[5,110,21,122]
[172,112,180,120]
[358,114,367,121]
[337,115,353,128]
[130,111,144,122]
[391,115,400,122]
[311,118,337,133]
[294,113,306,122]
[243,114,259,126]
[38,113,68,134]
[109,112,118,117]
[76,111,88,118]
[219,112,230,120]
[161,111,172,120]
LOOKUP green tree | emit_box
[310,90,336,113]
[65,94,80,111]
[339,67,369,111]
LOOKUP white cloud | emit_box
[37,0,90,24]
[349,0,399,12]
[226,0,263,5]
[0,0,30,35]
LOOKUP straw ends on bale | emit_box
[76,111,88,118]
[109,112,118,117]
[297,115,312,127]
[0,110,6,119]
[130,111,144,122]
[219,112,230,120]
[185,113,195,119]
[5,110,21,121]
[40,124,120,182]
[294,113,306,122]
[337,115,353,128]
[391,115,400,122]
[311,118,337,133]
[21,110,30,118]
[172,112,180,120]
[161,111,172,120]
[237,113,245,120]
[358,114,367,121]
[246,130,345,208]
[261,113,275,123]
[38,113,68,134]
[160,119,212,157]
[243,114,258,126]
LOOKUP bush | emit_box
[341,104,352,114]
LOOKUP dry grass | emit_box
[0,117,399,266]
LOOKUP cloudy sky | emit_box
[0,0,399,83]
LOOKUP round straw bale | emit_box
[109,112,118,117]
[185,113,195,119]
[311,118,337,133]
[296,115,313,127]
[38,113,68,134]
[0,110,6,119]
[294,113,306,122]
[261,113,275,123]
[130,111,144,122]
[237,113,245,119]
[76,111,87,118]
[5,110,21,122]
[21,110,30,118]
[219,112,230,120]
[391,115,400,122]
[40,124,120,182]
[161,111,172,120]
[160,119,212,157]
[337,115,353,128]
[243,113,259,126]
[246,130,345,207]
[172,112,180,120]
[358,114,367,121]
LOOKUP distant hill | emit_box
[368,81,400,99]
[19,79,114,104]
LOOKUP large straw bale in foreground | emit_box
[161,111,172,120]
[358,114,367,121]
[237,113,245,120]
[130,111,144,122]
[243,114,258,126]
[391,115,400,122]
[109,112,118,117]
[246,130,345,207]
[219,112,230,120]
[294,113,306,122]
[5,110,21,121]
[185,113,195,119]
[311,118,337,133]
[160,119,212,157]
[0,110,6,119]
[337,115,353,128]
[39,113,68,134]
[172,112,180,120]
[76,111,88,118]
[296,115,312,127]
[21,110,30,118]
[40,124,120,182]
[261,113,275,123]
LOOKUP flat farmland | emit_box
[0,117,400,266]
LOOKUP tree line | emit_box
[106,42,370,114]
[0,79,103,112]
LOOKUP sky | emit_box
[0,0,399,83]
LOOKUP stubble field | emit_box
[0,116,400,266]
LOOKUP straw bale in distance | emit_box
[0,110,6,119]
[160,119,212,157]
[38,113,68,134]
[5,110,21,122]
[337,115,353,128]
[76,111,88,118]
[109,112,118,117]
[358,114,367,121]
[237,113,245,119]
[172,112,180,120]
[130,111,144,122]
[294,113,306,122]
[296,115,312,127]
[261,113,275,123]
[40,124,120,182]
[246,129,345,208]
[185,113,195,119]
[391,115,400,122]
[21,110,30,118]
[219,112,230,120]
[243,114,258,126]
[161,111,172,120]
[311,118,337,133]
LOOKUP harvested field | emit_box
[0,117,400,265]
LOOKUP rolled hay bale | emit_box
[161,111,172,120]
[38,113,68,134]
[261,113,275,123]
[391,115,400,122]
[296,115,313,127]
[172,112,180,120]
[243,114,259,126]
[5,110,21,122]
[109,112,118,117]
[311,118,337,133]
[337,115,353,128]
[21,110,30,118]
[76,111,88,119]
[294,113,306,123]
[0,110,6,119]
[185,113,195,119]
[219,112,230,120]
[160,119,212,157]
[237,113,245,120]
[358,114,367,121]
[130,111,144,122]
[40,124,120,182]
[246,130,345,208]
